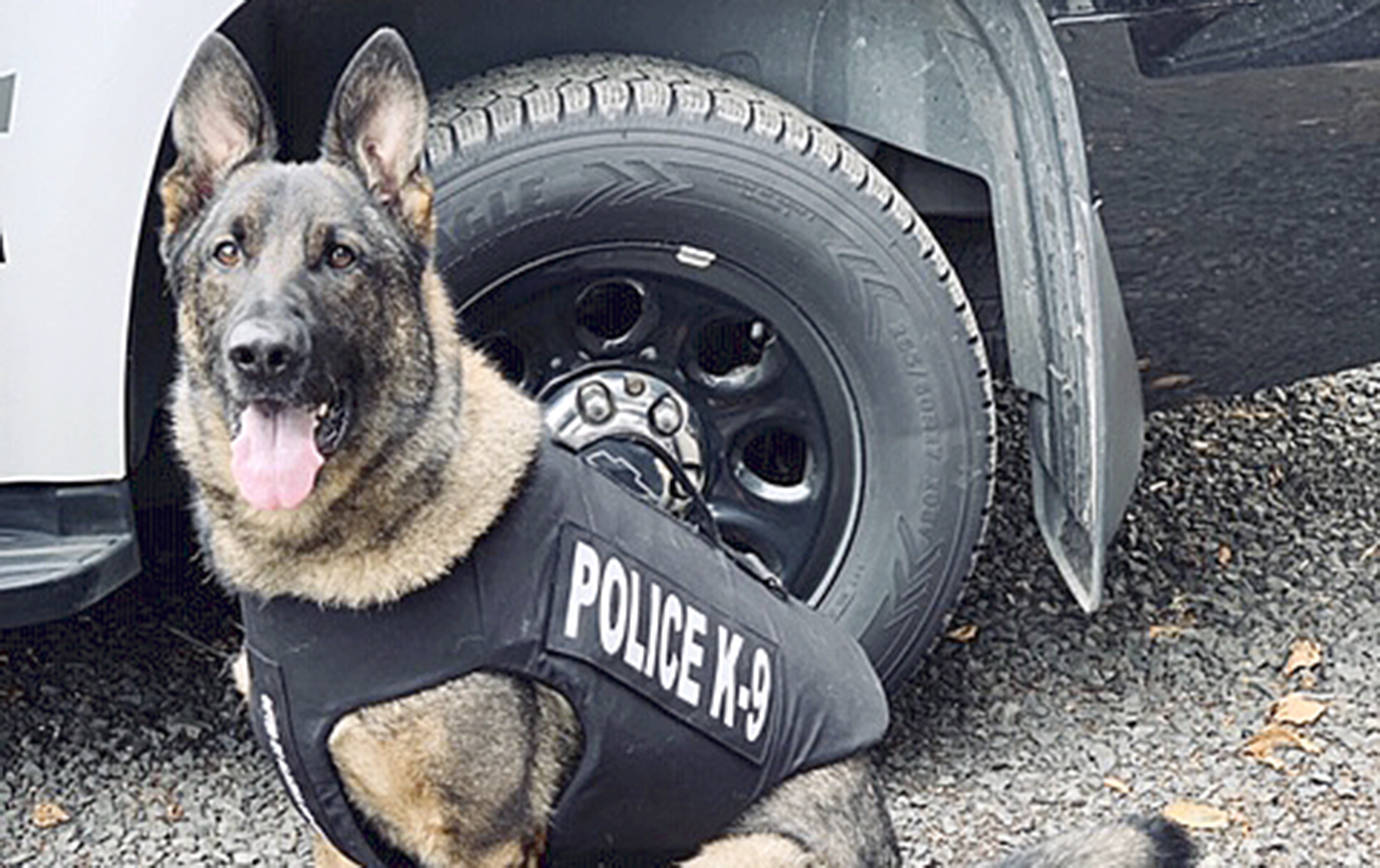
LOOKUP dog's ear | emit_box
[160,33,277,242]
[321,28,433,242]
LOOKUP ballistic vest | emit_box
[240,440,888,866]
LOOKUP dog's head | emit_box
[161,29,441,513]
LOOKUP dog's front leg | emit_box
[679,834,814,867]
[312,833,361,868]
[680,756,898,868]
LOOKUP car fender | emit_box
[0,0,238,483]
[810,0,1145,611]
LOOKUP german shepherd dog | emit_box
[161,28,1194,868]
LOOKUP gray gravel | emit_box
[4,364,1379,866]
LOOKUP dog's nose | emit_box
[225,317,308,384]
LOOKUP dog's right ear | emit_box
[160,33,277,243]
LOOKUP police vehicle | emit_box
[5,0,1378,690]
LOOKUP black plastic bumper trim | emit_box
[0,481,141,629]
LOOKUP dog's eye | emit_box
[326,244,356,270]
[213,240,241,267]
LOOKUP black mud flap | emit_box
[1027,213,1143,612]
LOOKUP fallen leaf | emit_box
[1148,624,1182,639]
[165,801,185,822]
[1217,543,1233,567]
[1137,357,1152,372]
[1270,694,1327,726]
[1251,752,1289,772]
[1163,800,1231,830]
[32,802,70,829]
[1243,724,1323,771]
[1103,776,1132,796]
[1283,639,1323,677]
[945,624,978,643]
[1150,373,1194,390]
[1361,541,1380,562]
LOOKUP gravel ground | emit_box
[3,364,1378,867]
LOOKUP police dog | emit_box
[161,28,1193,868]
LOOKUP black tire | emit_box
[425,54,994,691]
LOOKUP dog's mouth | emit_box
[229,389,351,511]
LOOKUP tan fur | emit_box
[400,172,436,244]
[311,834,359,868]
[327,702,461,865]
[169,29,901,868]
[680,835,814,867]
[324,673,575,868]
[159,172,196,240]
[174,268,542,607]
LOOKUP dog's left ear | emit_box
[322,28,433,242]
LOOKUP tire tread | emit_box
[429,55,996,687]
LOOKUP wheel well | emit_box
[130,0,1017,484]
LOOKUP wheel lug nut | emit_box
[749,320,771,346]
[650,394,683,435]
[577,382,615,424]
[625,374,646,397]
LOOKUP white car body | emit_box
[0,0,234,483]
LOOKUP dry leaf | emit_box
[1243,725,1323,771]
[945,624,978,643]
[1217,544,1233,567]
[32,802,70,829]
[1163,800,1231,830]
[1283,639,1323,677]
[1103,776,1132,796]
[1150,373,1194,390]
[1148,624,1182,639]
[1270,694,1327,726]
[1245,725,1323,755]
[1361,541,1380,562]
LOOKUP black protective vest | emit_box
[241,441,888,866]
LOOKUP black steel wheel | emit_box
[426,54,994,691]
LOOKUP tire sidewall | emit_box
[430,116,989,688]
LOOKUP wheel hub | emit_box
[542,368,706,515]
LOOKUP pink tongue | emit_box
[230,404,325,511]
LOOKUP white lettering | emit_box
[643,581,662,677]
[565,541,602,639]
[598,557,629,655]
[745,647,772,742]
[260,694,327,840]
[658,592,683,693]
[709,626,744,726]
[622,569,647,671]
[677,605,707,707]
